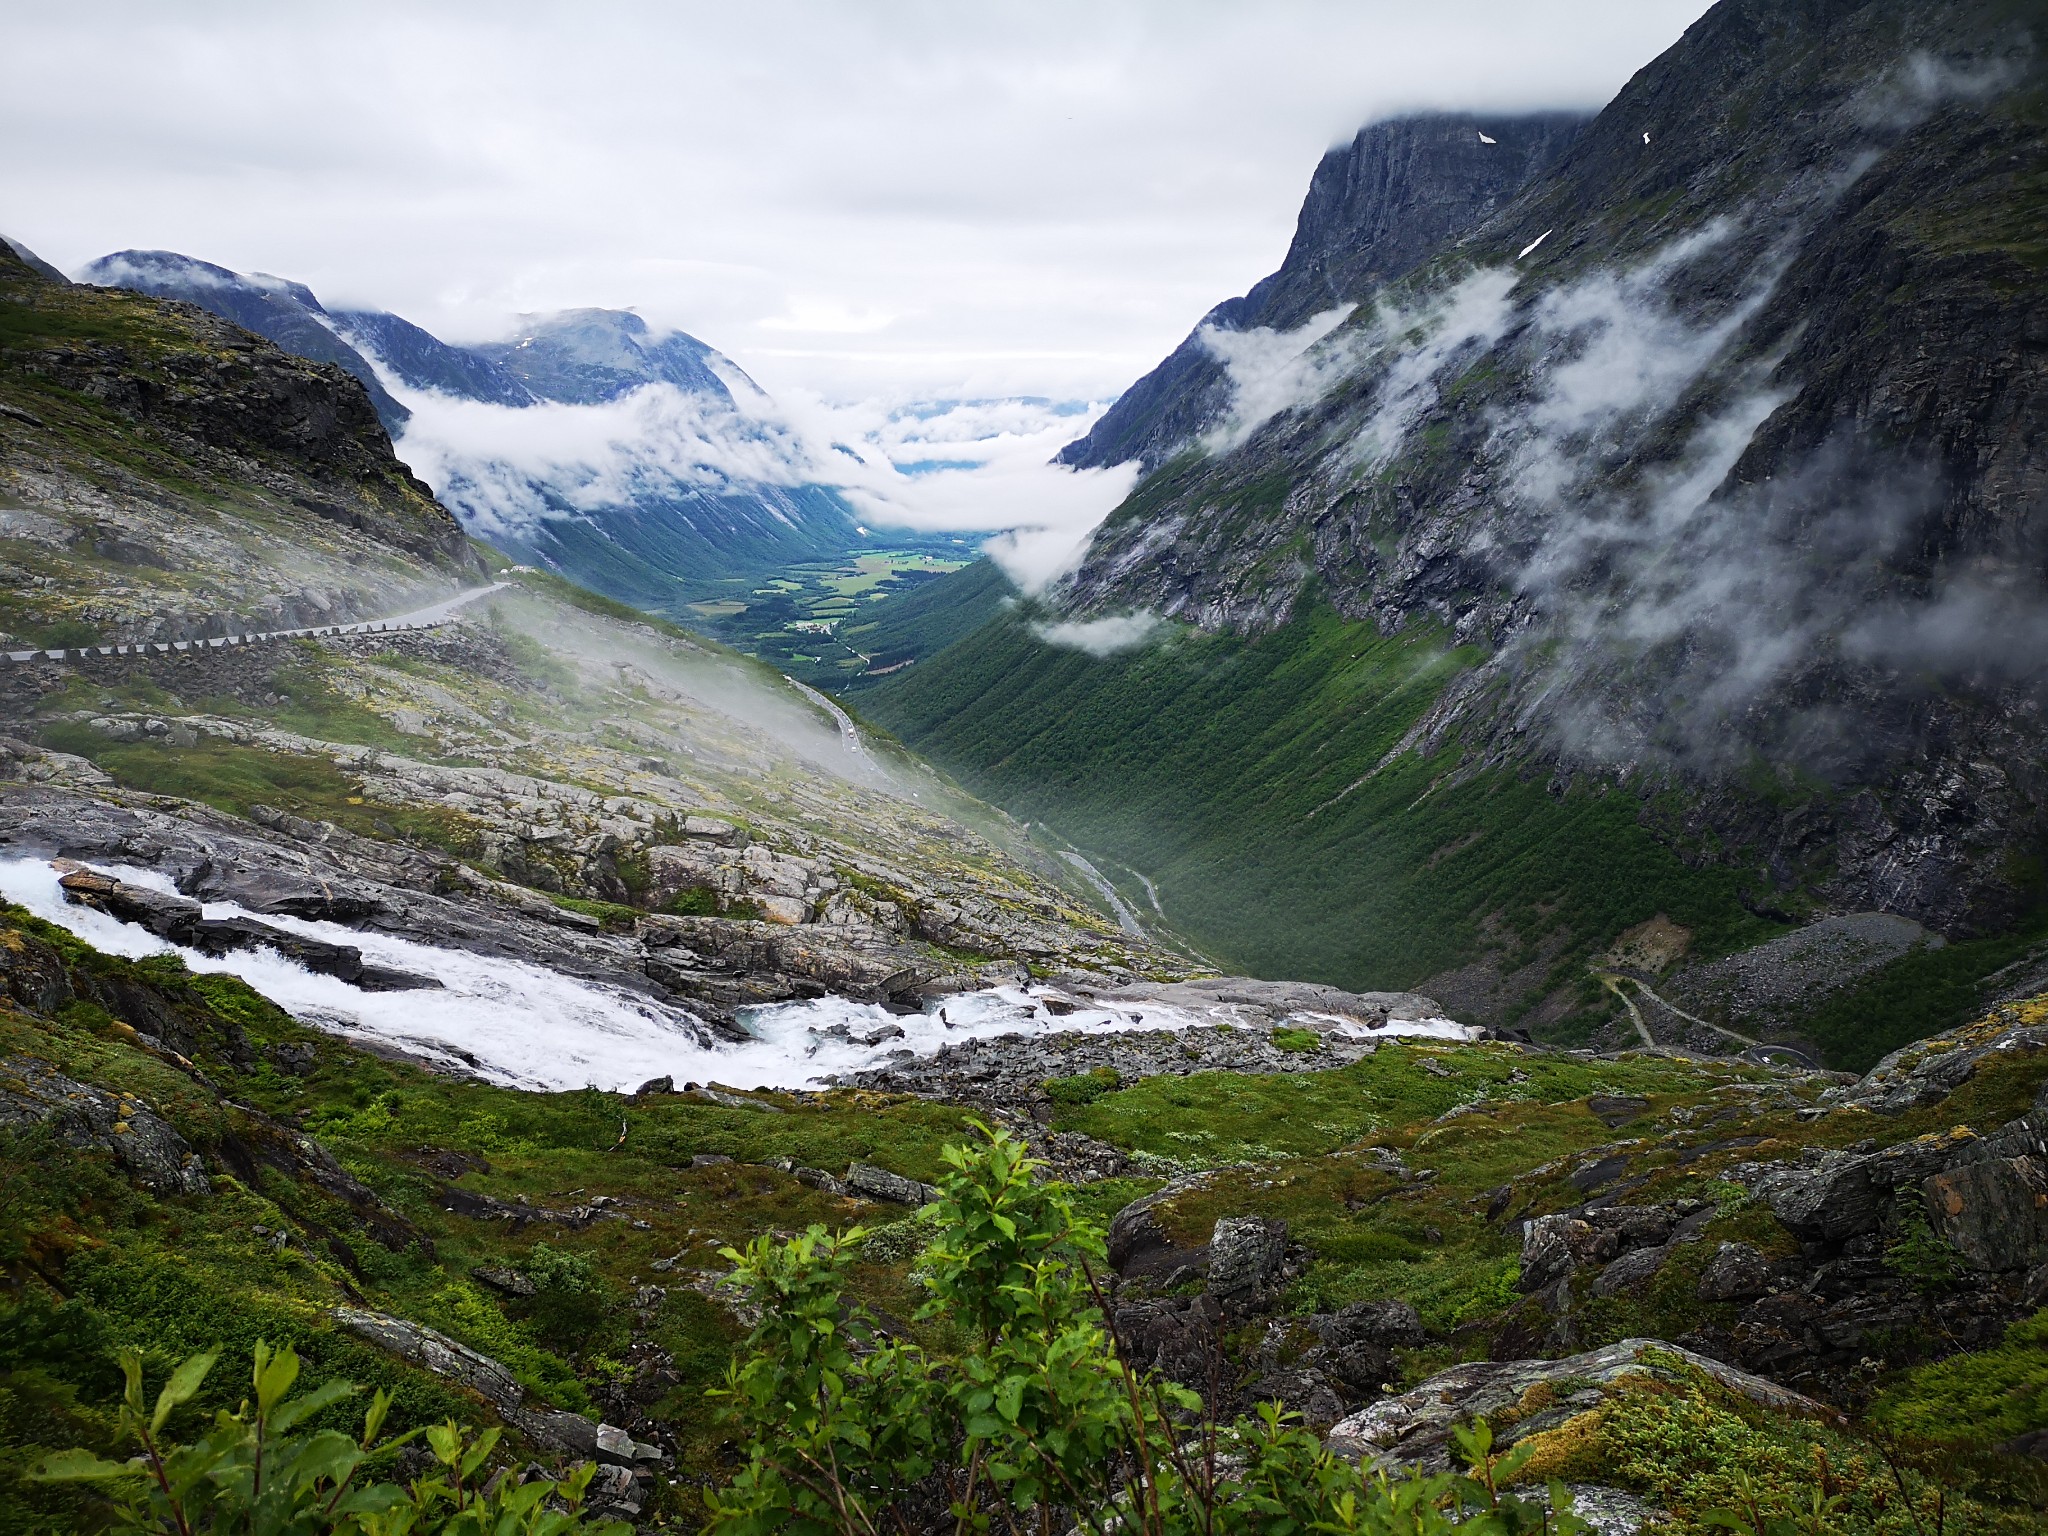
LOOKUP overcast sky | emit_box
[2,1,1714,406]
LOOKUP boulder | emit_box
[1518,1215,1610,1291]
[0,1055,209,1196]
[1207,1216,1289,1311]
[472,1265,536,1298]
[1326,1339,1824,1471]
[1113,1294,1225,1389]
[1107,1173,1216,1281]
[1926,1155,2048,1273]
[1591,1244,1672,1297]
[1697,1241,1772,1302]
[845,1162,939,1206]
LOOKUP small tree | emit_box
[709,1124,1587,1536]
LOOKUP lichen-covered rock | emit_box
[844,1162,938,1207]
[0,1054,208,1196]
[332,1306,526,1412]
[1207,1216,1289,1311]
[1325,1339,1824,1470]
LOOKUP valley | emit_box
[2,0,2046,1530]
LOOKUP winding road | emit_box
[4,582,511,665]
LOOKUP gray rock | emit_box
[472,1264,536,1298]
[1107,1174,1215,1280]
[1925,1155,2048,1273]
[1697,1241,1772,1302]
[332,1306,526,1413]
[1329,1298,1424,1349]
[594,1422,637,1466]
[1518,1215,1607,1291]
[845,1162,939,1206]
[0,1055,209,1196]
[1326,1339,1824,1471]
[1591,1244,1671,1297]
[795,1166,846,1196]
[1207,1216,1287,1310]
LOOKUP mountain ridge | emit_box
[1055,110,1588,474]
[866,0,2048,1049]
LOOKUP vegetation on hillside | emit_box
[865,599,1780,1038]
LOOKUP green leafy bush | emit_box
[31,1341,625,1535]
[706,1125,1593,1535]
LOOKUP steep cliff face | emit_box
[868,0,2048,1045]
[1056,111,1586,474]
[1059,0,2048,934]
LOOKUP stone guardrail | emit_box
[2,582,510,666]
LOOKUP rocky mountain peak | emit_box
[472,308,750,406]
[1055,109,1587,473]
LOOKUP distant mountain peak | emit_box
[80,249,411,433]
[473,308,745,407]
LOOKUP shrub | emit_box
[31,1340,626,1534]
[706,1125,1593,1536]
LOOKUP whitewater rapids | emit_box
[0,856,1472,1093]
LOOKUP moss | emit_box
[1871,1309,2048,1448]
[1043,1066,1121,1106]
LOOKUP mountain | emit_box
[79,250,866,610]
[1056,110,1587,474]
[327,304,537,406]
[1,233,68,284]
[1,238,474,647]
[471,307,739,405]
[78,249,414,433]
[864,0,2048,1063]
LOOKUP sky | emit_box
[2,1,1717,408]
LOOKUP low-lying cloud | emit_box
[1198,304,1356,453]
[1030,611,1167,656]
[378,353,1138,595]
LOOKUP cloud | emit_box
[2,2,1719,404]
[1031,611,1167,655]
[1198,304,1356,451]
[1194,267,1516,463]
[375,345,1138,595]
[1350,268,1518,465]
[388,380,816,544]
[1853,48,2030,131]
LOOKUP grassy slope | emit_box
[5,904,2045,1532]
[864,596,1776,1036]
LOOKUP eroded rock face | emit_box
[0,1055,208,1196]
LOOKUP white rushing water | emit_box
[0,856,1473,1093]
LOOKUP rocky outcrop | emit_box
[56,867,439,990]
[331,1305,664,1478]
[1325,1339,1824,1471]
[0,1055,209,1196]
[3,241,471,571]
